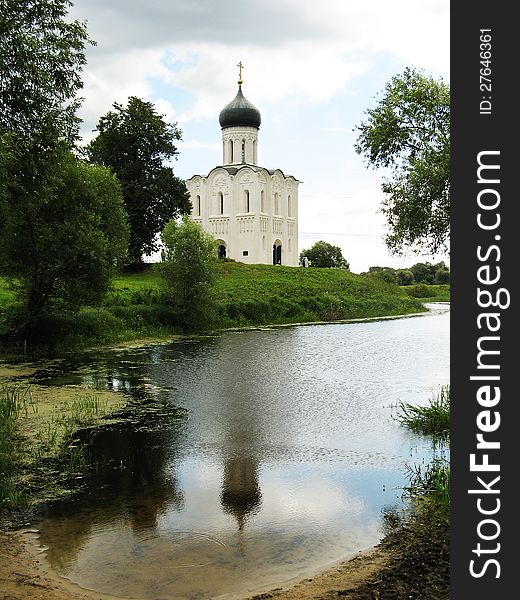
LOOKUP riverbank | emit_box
[0,307,449,599]
[0,263,440,355]
[0,503,448,600]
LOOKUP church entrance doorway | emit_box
[272,241,282,265]
[216,240,227,259]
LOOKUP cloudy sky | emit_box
[70,0,449,272]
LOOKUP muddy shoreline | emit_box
[0,527,391,600]
[0,504,449,600]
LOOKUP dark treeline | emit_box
[361,261,450,285]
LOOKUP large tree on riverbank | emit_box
[87,97,191,268]
[0,154,129,332]
[0,0,104,334]
[355,68,450,255]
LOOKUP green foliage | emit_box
[404,283,450,301]
[355,67,450,254]
[0,0,91,147]
[434,267,450,284]
[404,283,430,298]
[366,267,397,284]
[410,261,439,284]
[161,216,218,331]
[0,153,129,335]
[87,96,191,265]
[397,385,450,439]
[0,0,92,225]
[0,386,30,507]
[213,261,423,326]
[367,261,449,287]
[300,240,349,269]
[0,277,14,305]
[395,269,414,286]
[405,458,450,516]
[1,262,427,353]
[398,385,451,519]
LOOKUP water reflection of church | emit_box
[186,62,301,266]
[221,455,262,534]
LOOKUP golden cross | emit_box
[237,61,243,85]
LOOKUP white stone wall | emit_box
[221,126,259,165]
[187,166,300,267]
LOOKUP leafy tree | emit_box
[87,97,191,267]
[366,266,397,284]
[0,0,107,336]
[0,0,90,142]
[355,67,450,254]
[161,216,217,331]
[300,241,349,269]
[395,269,415,286]
[0,153,129,333]
[0,0,91,199]
[434,267,450,285]
[410,262,436,285]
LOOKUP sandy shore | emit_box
[0,529,392,600]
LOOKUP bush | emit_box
[404,283,431,298]
[161,217,218,331]
[395,269,414,286]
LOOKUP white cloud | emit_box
[69,0,449,266]
[71,0,449,133]
[179,139,221,151]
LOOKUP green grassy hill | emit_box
[1,263,426,352]
[103,261,425,324]
[213,262,424,324]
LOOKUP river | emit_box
[27,305,449,600]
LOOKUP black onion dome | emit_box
[219,86,261,129]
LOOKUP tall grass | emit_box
[1,388,111,509]
[0,386,30,507]
[397,385,451,518]
[397,385,450,438]
[405,458,450,516]
[35,394,108,460]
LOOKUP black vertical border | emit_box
[451,3,517,598]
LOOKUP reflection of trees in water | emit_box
[40,421,185,571]
[85,423,185,524]
[38,334,298,562]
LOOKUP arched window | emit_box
[287,195,292,217]
[253,139,257,163]
[274,192,279,215]
[229,139,234,163]
[244,189,250,213]
[260,190,265,213]
[218,192,224,215]
[241,139,245,163]
[196,195,201,216]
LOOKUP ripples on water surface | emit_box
[27,306,449,599]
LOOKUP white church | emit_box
[186,64,301,266]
